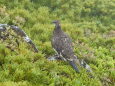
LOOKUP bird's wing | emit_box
[62,33,73,48]
[52,32,75,61]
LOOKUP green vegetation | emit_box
[0,0,115,86]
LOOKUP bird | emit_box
[51,20,80,73]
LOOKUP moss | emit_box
[0,0,115,86]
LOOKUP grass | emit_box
[0,0,115,86]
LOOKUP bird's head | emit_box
[52,20,60,25]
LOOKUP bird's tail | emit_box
[69,60,80,73]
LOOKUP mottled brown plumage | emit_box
[51,20,80,73]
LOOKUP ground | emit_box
[0,0,115,86]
